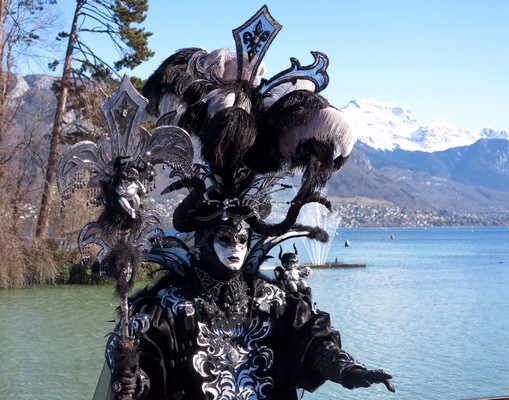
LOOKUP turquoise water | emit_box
[0,285,117,400]
[1,227,508,399]
[304,227,509,400]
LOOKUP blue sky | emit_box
[55,0,508,134]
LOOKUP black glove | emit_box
[111,344,140,399]
[345,368,395,393]
[111,368,138,398]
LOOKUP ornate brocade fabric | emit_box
[158,278,286,399]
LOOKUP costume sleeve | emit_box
[105,331,150,399]
[105,299,192,400]
[134,302,170,399]
[271,291,364,392]
[303,340,367,389]
[132,299,206,399]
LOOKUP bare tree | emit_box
[0,0,60,144]
[0,82,54,228]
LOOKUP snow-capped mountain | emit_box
[480,127,509,140]
[341,98,508,152]
[7,74,30,105]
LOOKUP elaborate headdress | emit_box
[143,5,356,242]
[54,6,358,373]
[56,5,355,282]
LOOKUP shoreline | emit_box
[300,262,367,269]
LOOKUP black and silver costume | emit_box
[58,5,395,400]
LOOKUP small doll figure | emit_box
[114,159,146,219]
[275,244,312,295]
[116,167,145,219]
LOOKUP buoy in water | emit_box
[345,239,350,247]
[390,233,395,240]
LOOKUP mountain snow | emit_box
[340,98,504,152]
[8,74,30,104]
[480,127,509,141]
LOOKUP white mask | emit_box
[212,226,249,271]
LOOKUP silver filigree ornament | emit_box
[193,318,274,400]
[57,75,195,263]
[233,5,330,93]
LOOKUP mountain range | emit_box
[329,98,509,216]
[341,98,509,152]
[10,74,509,222]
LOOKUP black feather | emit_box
[201,107,257,168]
[143,47,204,116]
[110,341,139,379]
[105,240,141,297]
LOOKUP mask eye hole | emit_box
[217,235,232,245]
[237,234,248,245]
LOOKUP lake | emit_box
[1,227,508,399]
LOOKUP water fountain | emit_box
[297,203,341,265]
[266,175,365,268]
[297,203,366,268]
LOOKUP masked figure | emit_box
[105,217,394,400]
[94,5,394,400]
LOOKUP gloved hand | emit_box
[111,368,138,398]
[344,368,395,393]
[110,343,140,399]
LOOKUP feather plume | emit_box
[143,47,205,117]
[200,107,257,169]
[105,240,141,297]
[263,79,317,107]
[140,7,357,240]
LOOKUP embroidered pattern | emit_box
[254,283,285,312]
[159,281,287,399]
[193,317,273,399]
[159,286,196,316]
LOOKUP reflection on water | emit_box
[1,228,508,400]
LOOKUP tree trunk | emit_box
[0,0,7,144]
[35,1,82,238]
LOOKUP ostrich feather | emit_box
[200,107,257,171]
[204,90,237,115]
[263,79,317,107]
[279,106,355,160]
[143,47,205,117]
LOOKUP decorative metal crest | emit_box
[57,75,196,263]
[101,75,147,159]
[259,51,330,94]
[233,5,282,84]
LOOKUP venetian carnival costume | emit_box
[57,5,395,400]
[103,224,366,400]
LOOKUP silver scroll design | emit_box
[193,317,274,400]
